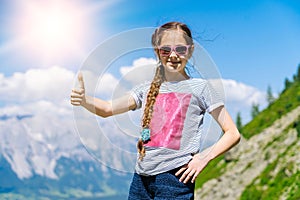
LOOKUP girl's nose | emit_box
[169,50,178,57]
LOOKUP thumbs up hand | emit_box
[70,72,86,106]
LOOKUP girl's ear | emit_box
[188,44,194,59]
[154,48,160,58]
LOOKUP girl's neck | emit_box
[164,71,190,82]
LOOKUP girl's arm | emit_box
[176,105,241,183]
[204,105,241,160]
[70,73,137,117]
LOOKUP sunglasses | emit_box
[158,45,191,56]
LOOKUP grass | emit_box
[195,155,226,189]
[240,138,299,200]
[241,81,300,139]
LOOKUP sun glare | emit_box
[12,0,94,64]
[29,9,74,49]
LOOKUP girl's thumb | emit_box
[78,72,85,89]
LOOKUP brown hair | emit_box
[137,22,193,160]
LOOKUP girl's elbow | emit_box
[100,109,113,118]
[102,102,113,117]
[234,129,241,144]
[96,105,113,118]
[100,112,112,118]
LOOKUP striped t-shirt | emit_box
[130,78,224,176]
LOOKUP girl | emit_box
[70,21,240,200]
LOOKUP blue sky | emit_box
[1,0,300,92]
[0,0,300,181]
[105,0,300,93]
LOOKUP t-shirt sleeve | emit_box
[200,80,225,113]
[130,82,149,110]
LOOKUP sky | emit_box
[0,0,300,175]
[1,0,299,89]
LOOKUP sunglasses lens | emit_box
[175,46,188,55]
[160,46,171,56]
[159,45,189,56]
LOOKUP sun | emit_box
[11,0,95,64]
[25,6,77,51]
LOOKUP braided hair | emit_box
[137,22,193,160]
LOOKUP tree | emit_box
[267,85,275,105]
[251,102,260,119]
[292,64,300,82]
[284,78,292,90]
[236,112,243,131]
[296,64,300,82]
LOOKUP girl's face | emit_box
[157,30,193,78]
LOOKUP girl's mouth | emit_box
[167,61,181,69]
[168,61,181,65]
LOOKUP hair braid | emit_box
[137,64,164,160]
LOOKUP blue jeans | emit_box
[128,167,195,200]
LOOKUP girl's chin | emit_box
[166,62,181,70]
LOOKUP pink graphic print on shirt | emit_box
[145,92,192,150]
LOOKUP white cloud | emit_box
[0,65,124,104]
[95,73,121,98]
[222,79,266,106]
[221,79,267,124]
[120,57,156,85]
[0,66,74,103]
[77,69,129,100]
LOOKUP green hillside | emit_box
[242,76,300,139]
[195,65,300,199]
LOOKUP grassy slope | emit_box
[240,132,300,200]
[242,80,300,139]
[195,80,300,192]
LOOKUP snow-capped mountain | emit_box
[0,105,135,199]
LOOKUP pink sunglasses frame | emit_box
[158,45,191,56]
